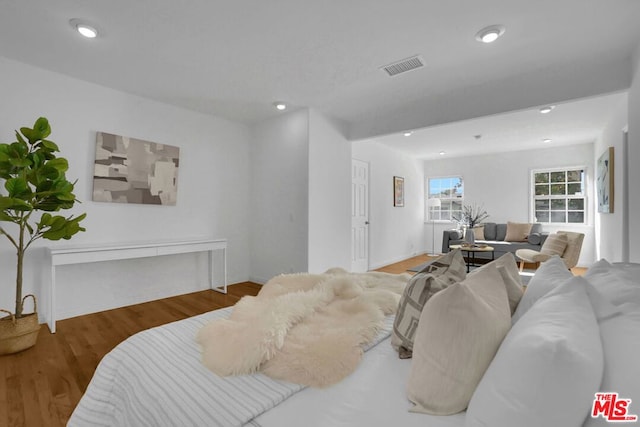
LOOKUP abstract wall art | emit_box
[93,132,180,205]
[596,146,614,214]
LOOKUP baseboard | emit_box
[248,276,268,285]
[369,251,427,271]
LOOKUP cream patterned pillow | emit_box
[469,253,523,314]
[540,233,568,256]
[504,221,532,242]
[391,250,466,357]
[407,264,511,415]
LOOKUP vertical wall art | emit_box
[393,176,405,207]
[596,146,614,213]
[93,132,180,205]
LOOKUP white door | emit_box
[351,159,369,272]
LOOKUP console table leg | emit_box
[50,264,57,333]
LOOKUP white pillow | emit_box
[407,264,511,415]
[465,277,604,427]
[469,253,523,314]
[582,280,640,426]
[511,255,573,324]
[584,259,640,306]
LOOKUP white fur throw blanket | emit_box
[197,268,410,387]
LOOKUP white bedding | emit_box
[69,307,304,427]
[251,336,465,427]
[69,307,406,427]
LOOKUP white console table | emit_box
[46,239,227,333]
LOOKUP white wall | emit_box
[629,43,640,263]
[307,109,351,273]
[0,57,252,322]
[593,95,628,261]
[424,143,596,267]
[249,109,309,284]
[351,141,426,269]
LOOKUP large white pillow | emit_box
[407,264,511,415]
[511,255,573,324]
[465,277,603,427]
[582,279,640,426]
[584,259,640,306]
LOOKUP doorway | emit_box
[351,159,369,272]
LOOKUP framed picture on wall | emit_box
[596,146,614,213]
[393,176,404,207]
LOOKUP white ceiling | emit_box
[1,0,639,157]
[367,92,627,159]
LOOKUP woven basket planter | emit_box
[0,295,41,355]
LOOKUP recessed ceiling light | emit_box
[403,131,413,137]
[69,19,98,38]
[543,138,553,143]
[539,105,556,114]
[439,151,446,156]
[273,102,287,111]
[475,25,506,43]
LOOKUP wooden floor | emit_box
[0,253,577,427]
[0,282,262,427]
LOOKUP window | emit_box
[427,176,463,221]
[532,167,586,224]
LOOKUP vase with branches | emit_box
[452,204,489,244]
[452,203,489,228]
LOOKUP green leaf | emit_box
[44,158,68,173]
[41,213,86,241]
[14,131,26,145]
[0,211,13,221]
[0,196,13,209]
[40,140,59,152]
[5,178,30,197]
[20,127,36,142]
[33,117,51,139]
[1,197,32,211]
[9,158,32,167]
[39,213,52,226]
[9,141,29,158]
[37,165,60,181]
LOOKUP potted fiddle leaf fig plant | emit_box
[0,117,86,354]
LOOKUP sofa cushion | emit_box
[483,222,497,240]
[472,225,485,240]
[496,223,508,241]
[505,222,532,242]
[527,233,542,245]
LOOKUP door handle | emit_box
[365,221,370,225]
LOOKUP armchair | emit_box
[515,231,584,271]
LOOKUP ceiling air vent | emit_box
[381,55,425,77]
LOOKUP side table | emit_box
[449,244,495,272]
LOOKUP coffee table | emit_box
[449,244,495,272]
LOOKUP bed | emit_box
[69,257,640,427]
